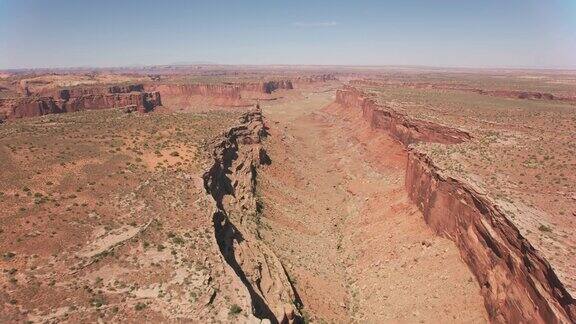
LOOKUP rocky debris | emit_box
[203,106,300,323]
[334,85,576,323]
[0,83,161,119]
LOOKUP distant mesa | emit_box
[0,83,161,120]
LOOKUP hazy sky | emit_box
[1,0,575,69]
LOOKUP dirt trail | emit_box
[258,90,489,323]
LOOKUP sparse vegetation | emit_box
[538,224,552,232]
[228,304,242,315]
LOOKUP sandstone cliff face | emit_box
[336,86,470,145]
[335,86,576,323]
[203,107,300,323]
[148,84,242,100]
[107,84,145,94]
[406,152,575,323]
[1,83,161,119]
[236,80,294,94]
[147,80,294,107]
[3,97,63,118]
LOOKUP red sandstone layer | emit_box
[147,83,241,100]
[336,86,470,145]
[334,86,576,323]
[146,80,294,107]
[0,84,161,120]
[237,80,294,94]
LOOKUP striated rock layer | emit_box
[0,83,161,120]
[203,107,300,323]
[236,80,294,94]
[336,86,470,145]
[147,83,242,101]
[334,86,576,323]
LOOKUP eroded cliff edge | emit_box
[203,107,300,323]
[334,86,576,323]
[0,84,161,120]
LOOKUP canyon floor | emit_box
[258,89,488,323]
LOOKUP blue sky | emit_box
[0,0,575,69]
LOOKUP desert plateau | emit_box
[1,1,575,323]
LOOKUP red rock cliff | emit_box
[335,85,576,323]
[147,83,242,100]
[236,80,294,94]
[1,84,161,119]
[406,151,575,323]
[336,86,470,145]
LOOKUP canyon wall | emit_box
[147,83,242,101]
[336,86,470,145]
[0,84,161,119]
[406,151,576,323]
[236,80,294,94]
[148,79,293,100]
[203,107,300,323]
[335,86,575,323]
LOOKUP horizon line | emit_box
[2,63,576,73]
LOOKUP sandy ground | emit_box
[258,89,489,323]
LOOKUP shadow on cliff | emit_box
[212,210,279,322]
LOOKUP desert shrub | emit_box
[229,304,242,315]
[538,224,552,232]
[135,302,147,310]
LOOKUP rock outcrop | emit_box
[293,74,336,85]
[0,83,161,119]
[478,89,556,100]
[203,107,300,323]
[334,85,576,323]
[261,80,293,93]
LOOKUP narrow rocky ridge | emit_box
[203,107,300,323]
[334,86,576,323]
